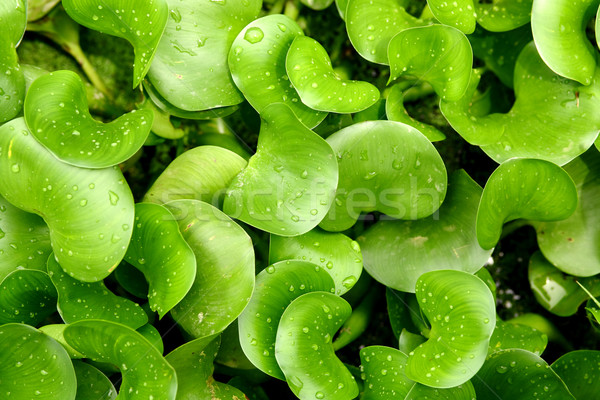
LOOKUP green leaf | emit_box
[358,170,491,292]
[300,0,334,10]
[275,292,358,399]
[24,70,152,168]
[407,270,496,388]
[476,158,577,250]
[320,120,447,232]
[72,360,116,400]
[113,261,148,299]
[0,194,51,281]
[475,0,532,32]
[0,0,27,45]
[228,14,327,128]
[552,350,600,398]
[0,31,25,124]
[26,0,61,21]
[164,199,255,338]
[398,329,426,355]
[124,203,196,318]
[386,288,419,339]
[147,0,261,111]
[63,320,177,399]
[473,349,574,399]
[47,255,148,329]
[223,103,338,236]
[0,269,57,325]
[286,36,379,113]
[488,318,548,356]
[238,260,336,379]
[137,323,164,354]
[62,0,168,87]
[269,229,362,295]
[0,323,77,400]
[388,24,472,101]
[39,324,84,358]
[426,0,475,34]
[0,118,135,282]
[532,0,599,85]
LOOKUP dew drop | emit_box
[244,27,264,44]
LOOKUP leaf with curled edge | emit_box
[0,269,57,326]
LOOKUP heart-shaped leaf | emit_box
[552,350,600,398]
[388,24,472,101]
[238,260,336,379]
[275,291,358,399]
[72,360,116,400]
[39,324,84,359]
[320,120,447,232]
[0,269,57,326]
[223,103,338,236]
[0,31,25,124]
[147,0,261,111]
[0,118,135,282]
[476,158,577,250]
[407,270,496,388]
[269,229,362,295]
[488,318,548,356]
[24,70,152,168]
[47,255,148,329]
[62,0,168,87]
[0,0,27,45]
[124,203,196,318]
[228,14,327,128]
[0,323,77,400]
[472,349,574,399]
[286,36,379,113]
[358,170,491,292]
[164,199,255,338]
[63,319,177,399]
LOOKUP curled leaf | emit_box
[72,360,116,400]
[0,269,57,326]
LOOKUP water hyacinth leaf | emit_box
[386,289,419,339]
[147,0,261,111]
[345,0,425,64]
[137,323,164,354]
[215,320,257,371]
[286,36,379,113]
[406,270,496,388]
[113,261,148,299]
[535,149,600,276]
[223,103,338,236]
[24,70,152,168]
[39,324,84,358]
[0,32,26,124]
[275,292,358,399]
[488,319,548,356]
[124,203,196,318]
[475,0,533,32]
[476,158,577,250]
[0,269,57,325]
[358,170,490,292]
[473,349,574,399]
[301,0,334,10]
[0,195,51,282]
[426,0,475,34]
[238,260,336,379]
[552,350,600,398]
[62,0,168,87]
[27,0,61,21]
[228,14,326,128]
[269,229,362,295]
[0,0,27,46]
[164,200,254,338]
[388,25,472,101]
[398,329,426,354]
[144,145,247,206]
[63,320,177,400]
[531,0,599,85]
[335,0,349,19]
[320,120,447,232]
[0,323,77,400]
[47,255,148,329]
[72,360,116,400]
[0,118,135,282]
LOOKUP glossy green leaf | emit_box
[301,0,334,10]
[269,229,362,295]
[426,0,475,34]
[147,0,261,111]
[39,324,84,358]
[407,270,496,388]
[223,103,338,236]
[215,320,257,371]
[47,255,148,329]
[24,70,152,168]
[164,199,255,338]
[398,329,426,354]
[535,149,600,276]
[359,170,490,292]
[361,346,477,399]
[386,289,419,339]
[335,0,349,19]
[72,360,116,400]
[229,14,326,128]
[473,349,574,399]
[63,320,177,399]
[475,0,532,32]
[275,292,358,399]
[0,0,27,46]
[488,318,547,356]
[124,203,196,318]
[0,269,57,325]
[0,323,77,400]
[320,120,447,232]
[0,32,25,124]
[552,350,600,398]
[27,0,61,21]
[286,36,379,113]
[62,0,168,87]
[137,323,164,354]
[388,25,472,101]
[238,260,336,379]
[113,261,148,299]
[532,0,599,85]
[0,195,51,281]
